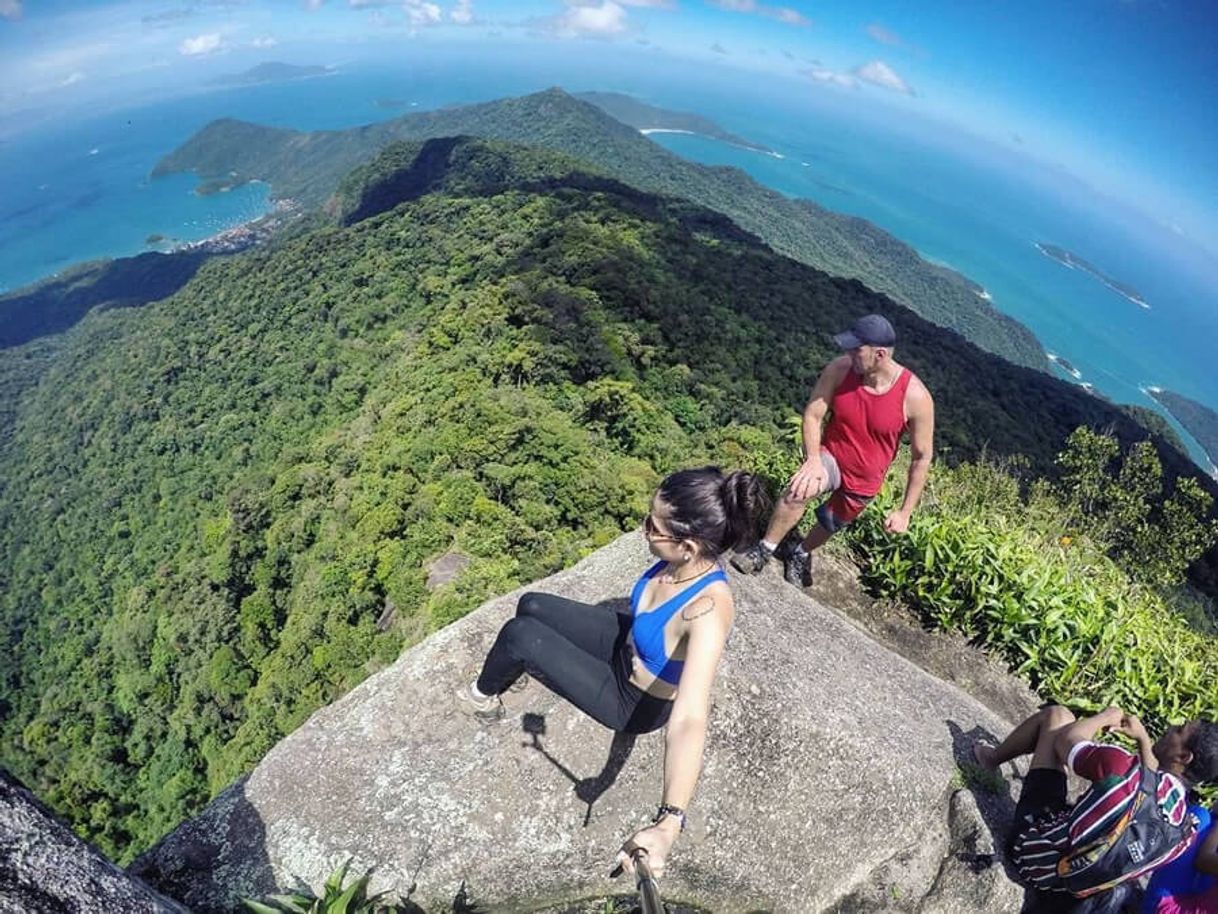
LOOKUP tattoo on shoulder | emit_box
[682,595,717,622]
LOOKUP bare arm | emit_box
[886,380,934,533]
[790,357,850,500]
[615,592,732,877]
[1053,706,1124,767]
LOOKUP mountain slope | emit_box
[0,137,1197,861]
[154,88,1048,371]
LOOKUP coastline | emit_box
[170,198,300,256]
[1142,385,1218,477]
[638,126,782,158]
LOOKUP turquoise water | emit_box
[1,55,1215,469]
[1,114,269,291]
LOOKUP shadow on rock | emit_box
[523,712,638,828]
[946,719,1018,878]
[131,776,271,914]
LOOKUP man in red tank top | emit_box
[732,314,935,587]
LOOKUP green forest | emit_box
[1,137,1214,866]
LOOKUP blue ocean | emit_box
[2,50,1215,470]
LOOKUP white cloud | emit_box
[854,59,914,94]
[304,0,325,9]
[866,23,901,46]
[405,0,442,26]
[769,7,808,25]
[59,71,85,87]
[142,8,194,27]
[451,0,474,23]
[709,0,808,26]
[0,0,22,21]
[250,35,278,48]
[804,66,857,89]
[554,0,629,36]
[179,32,224,55]
[619,0,670,5]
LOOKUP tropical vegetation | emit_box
[0,137,1213,866]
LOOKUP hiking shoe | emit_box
[783,546,813,588]
[455,683,504,722]
[730,542,774,575]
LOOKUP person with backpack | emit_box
[455,466,769,878]
[973,704,1218,905]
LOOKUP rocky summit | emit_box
[0,769,188,914]
[133,533,1032,913]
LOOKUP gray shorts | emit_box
[810,450,874,534]
[815,449,842,492]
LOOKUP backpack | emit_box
[1056,764,1197,898]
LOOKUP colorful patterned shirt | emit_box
[1013,742,1193,891]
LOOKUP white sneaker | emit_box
[455,682,504,722]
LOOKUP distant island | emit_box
[1145,387,1218,474]
[209,62,332,87]
[1046,352,1081,379]
[575,91,776,155]
[1035,242,1149,309]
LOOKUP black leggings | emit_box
[476,592,674,735]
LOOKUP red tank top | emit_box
[822,367,914,496]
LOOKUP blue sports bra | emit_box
[630,560,728,685]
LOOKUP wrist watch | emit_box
[654,803,686,831]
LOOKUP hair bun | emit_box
[720,469,772,551]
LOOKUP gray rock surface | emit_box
[0,768,189,914]
[135,533,1032,913]
[426,551,471,590]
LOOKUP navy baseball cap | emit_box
[834,314,896,349]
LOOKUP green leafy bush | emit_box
[244,859,409,914]
[846,455,1218,735]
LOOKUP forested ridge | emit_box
[152,87,1048,371]
[1149,388,1218,469]
[0,137,1211,863]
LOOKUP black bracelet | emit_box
[654,803,686,831]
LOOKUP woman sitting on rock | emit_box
[456,465,769,877]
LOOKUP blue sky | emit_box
[2,0,1216,259]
